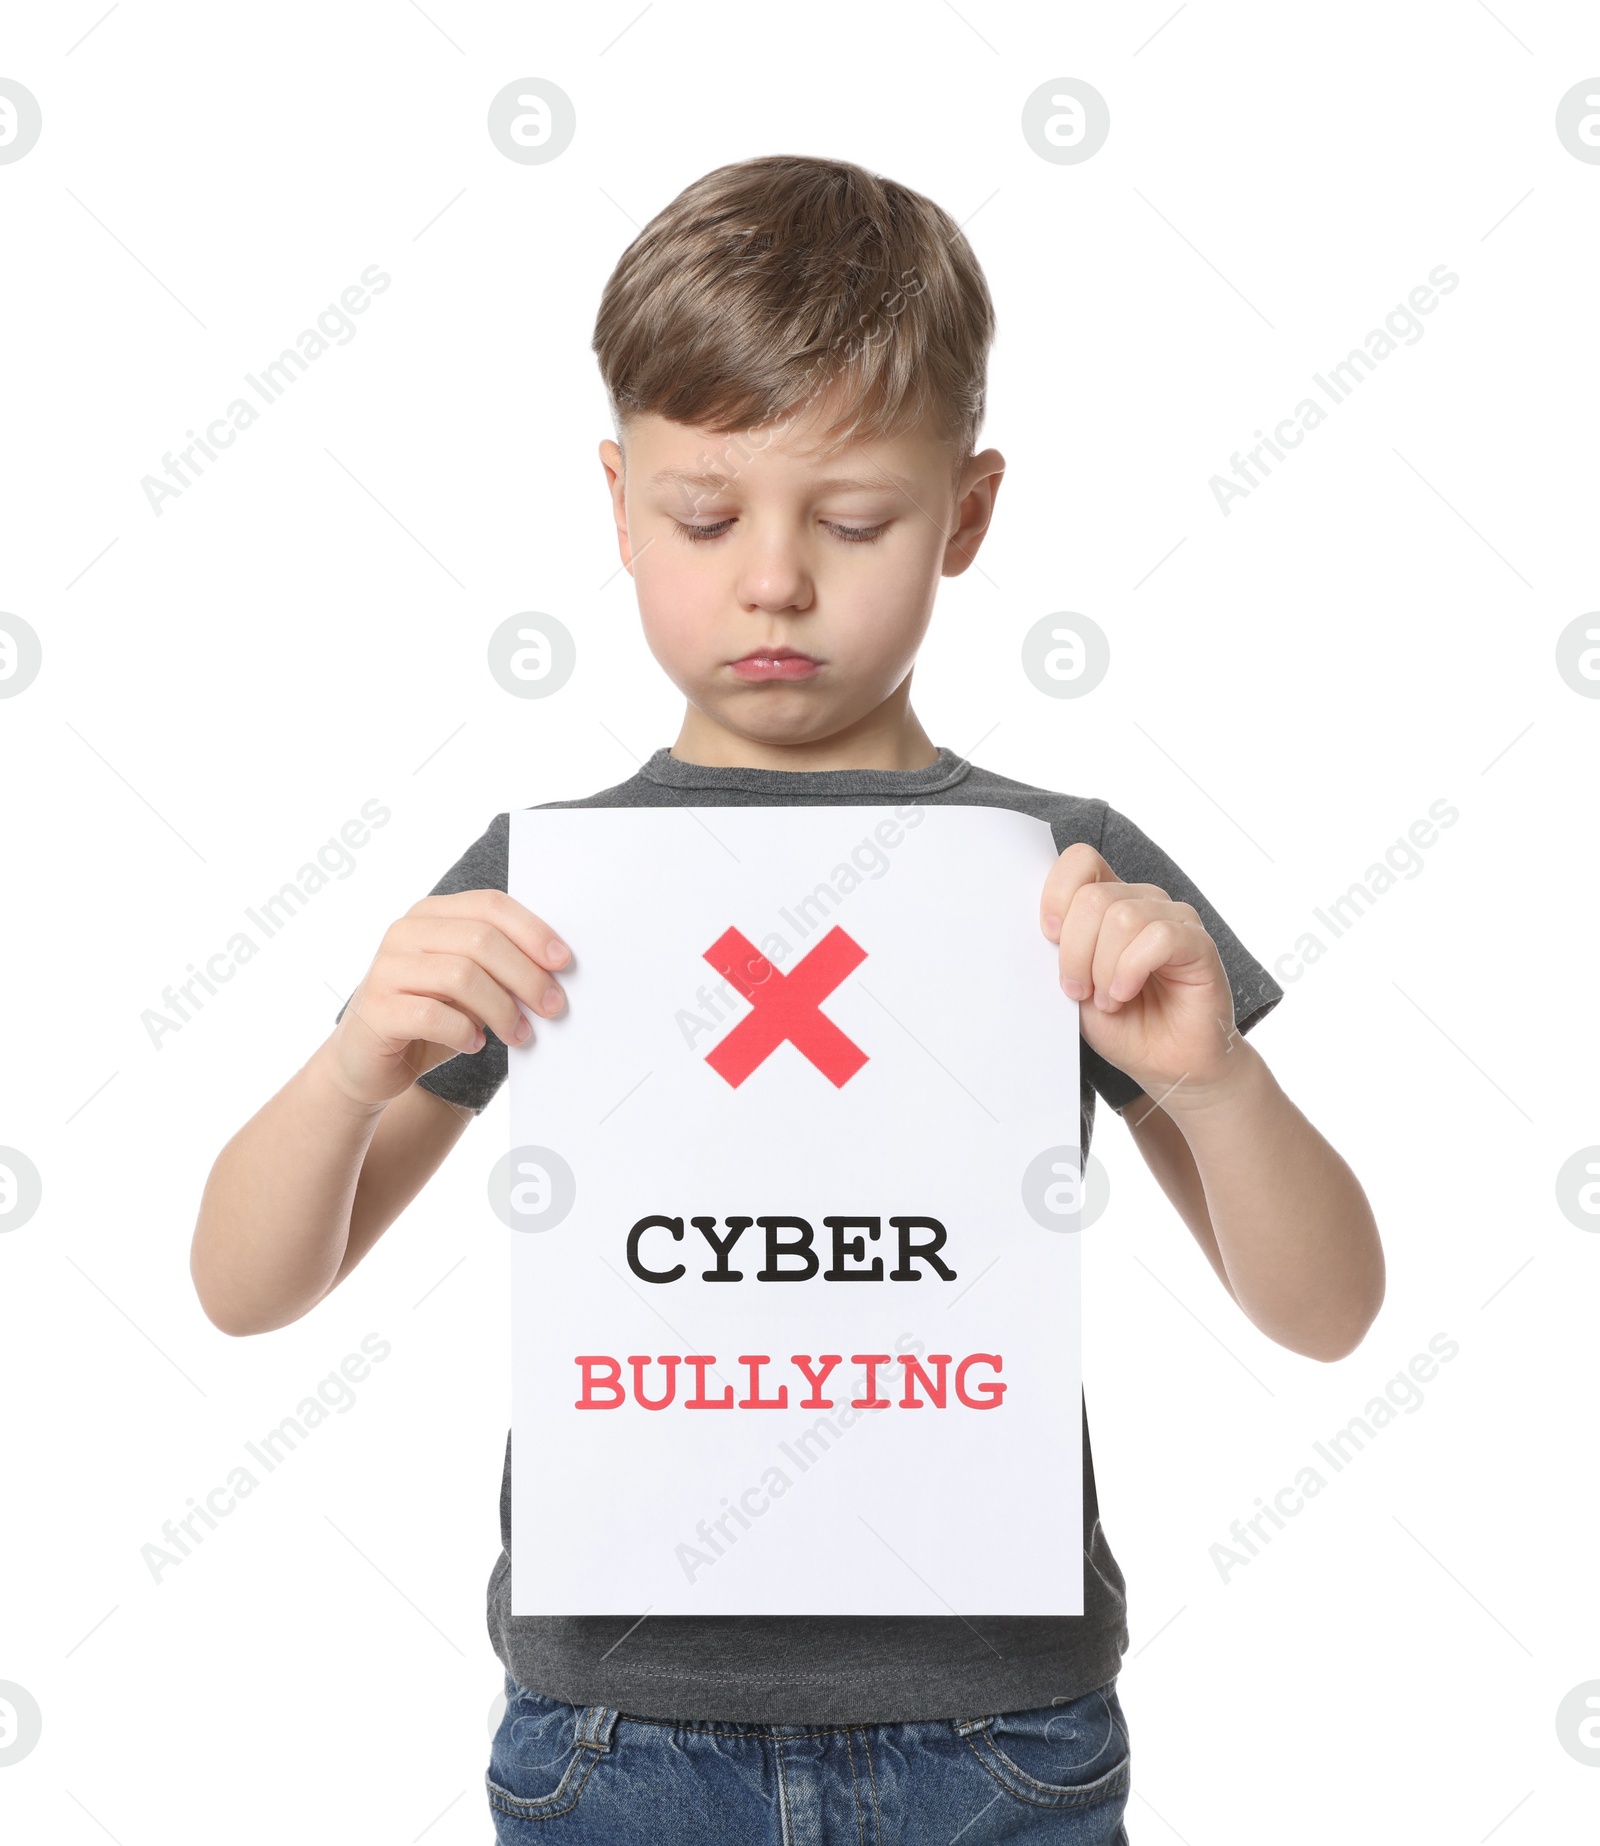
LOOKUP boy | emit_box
[192,154,1384,1843]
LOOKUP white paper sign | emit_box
[504,803,1082,1616]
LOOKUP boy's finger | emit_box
[407,888,572,970]
[349,987,490,1060]
[1087,914,1185,1011]
[385,912,566,1020]
[383,949,557,1049]
[1039,842,1118,940]
[1055,892,1174,1001]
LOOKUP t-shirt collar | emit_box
[637,744,974,796]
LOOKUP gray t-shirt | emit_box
[336,744,1283,1723]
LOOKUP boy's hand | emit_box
[324,890,570,1110]
[1040,844,1240,1107]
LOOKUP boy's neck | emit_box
[668,705,941,775]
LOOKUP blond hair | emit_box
[591,154,994,476]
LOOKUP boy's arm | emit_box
[1110,1044,1383,1361]
[191,887,568,1337]
[1128,1040,1384,1363]
[1045,839,1384,1364]
[1114,1087,1240,1304]
[320,1081,474,1298]
[190,1043,471,1336]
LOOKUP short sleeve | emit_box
[1078,801,1284,1114]
[333,812,511,1117]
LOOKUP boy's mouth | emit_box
[729,646,822,682]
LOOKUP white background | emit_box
[1,2,1595,1840]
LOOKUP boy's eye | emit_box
[670,518,888,545]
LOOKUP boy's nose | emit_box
[733,529,815,612]
[736,565,814,615]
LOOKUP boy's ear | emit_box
[941,448,1006,578]
[598,438,633,575]
[598,436,623,495]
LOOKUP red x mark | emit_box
[702,925,869,1088]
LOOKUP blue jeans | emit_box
[487,1672,1132,1843]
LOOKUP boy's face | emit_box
[598,389,1004,762]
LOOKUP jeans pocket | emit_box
[954,1680,1131,1812]
[486,1677,616,1825]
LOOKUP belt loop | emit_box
[951,1715,992,1737]
[574,1703,621,1751]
